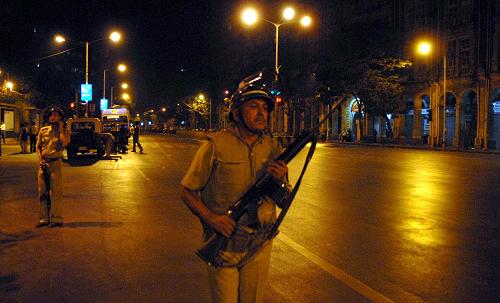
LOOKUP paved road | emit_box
[0,135,499,302]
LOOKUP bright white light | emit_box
[109,31,121,42]
[300,16,312,27]
[242,8,258,25]
[117,64,127,72]
[54,35,66,44]
[283,7,296,20]
[417,41,432,56]
[148,121,152,125]
[6,81,14,90]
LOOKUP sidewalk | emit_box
[171,130,500,156]
[324,139,500,155]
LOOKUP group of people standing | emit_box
[116,121,143,154]
[17,121,39,154]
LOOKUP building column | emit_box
[413,96,423,145]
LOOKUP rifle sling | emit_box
[270,133,318,237]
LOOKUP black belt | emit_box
[45,157,62,162]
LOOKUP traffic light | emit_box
[270,80,282,97]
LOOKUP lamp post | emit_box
[241,7,311,78]
[55,31,122,115]
[416,40,447,148]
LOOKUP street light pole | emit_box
[442,54,447,149]
[275,24,279,77]
[85,41,89,84]
[103,69,106,99]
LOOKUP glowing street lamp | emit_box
[416,40,447,148]
[242,8,258,25]
[121,82,129,89]
[109,31,122,43]
[241,6,312,77]
[283,7,295,20]
[121,93,130,101]
[5,81,14,91]
[300,16,312,27]
[117,64,127,73]
[54,31,122,84]
[54,35,66,44]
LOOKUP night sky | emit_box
[0,1,318,112]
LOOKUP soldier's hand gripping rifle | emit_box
[196,96,347,267]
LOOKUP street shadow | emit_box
[0,273,20,293]
[8,152,33,156]
[64,156,99,167]
[0,230,38,254]
[63,222,124,228]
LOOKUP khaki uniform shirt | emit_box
[37,125,67,159]
[182,126,283,237]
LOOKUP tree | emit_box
[357,58,412,137]
[185,95,210,129]
[315,19,411,138]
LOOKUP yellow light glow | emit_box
[417,41,432,56]
[6,81,14,90]
[300,16,312,27]
[242,8,258,25]
[121,93,130,100]
[162,107,166,112]
[198,94,205,100]
[283,7,296,20]
[109,31,122,42]
[121,83,129,89]
[117,64,127,72]
[54,35,66,44]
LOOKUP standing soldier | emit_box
[35,106,70,228]
[131,121,143,153]
[181,75,289,303]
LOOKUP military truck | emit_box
[66,118,105,159]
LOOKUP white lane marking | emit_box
[277,233,396,303]
[135,168,150,181]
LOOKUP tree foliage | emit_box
[315,19,411,116]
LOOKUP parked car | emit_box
[66,118,105,159]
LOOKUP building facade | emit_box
[294,0,499,150]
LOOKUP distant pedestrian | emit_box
[35,105,70,228]
[0,120,5,143]
[18,123,29,153]
[131,121,143,153]
[29,121,39,153]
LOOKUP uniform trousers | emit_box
[38,158,63,223]
[207,241,272,303]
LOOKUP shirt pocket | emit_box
[215,159,249,203]
[216,159,247,184]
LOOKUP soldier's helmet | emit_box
[44,105,65,119]
[228,69,275,121]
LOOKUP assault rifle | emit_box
[196,96,346,267]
